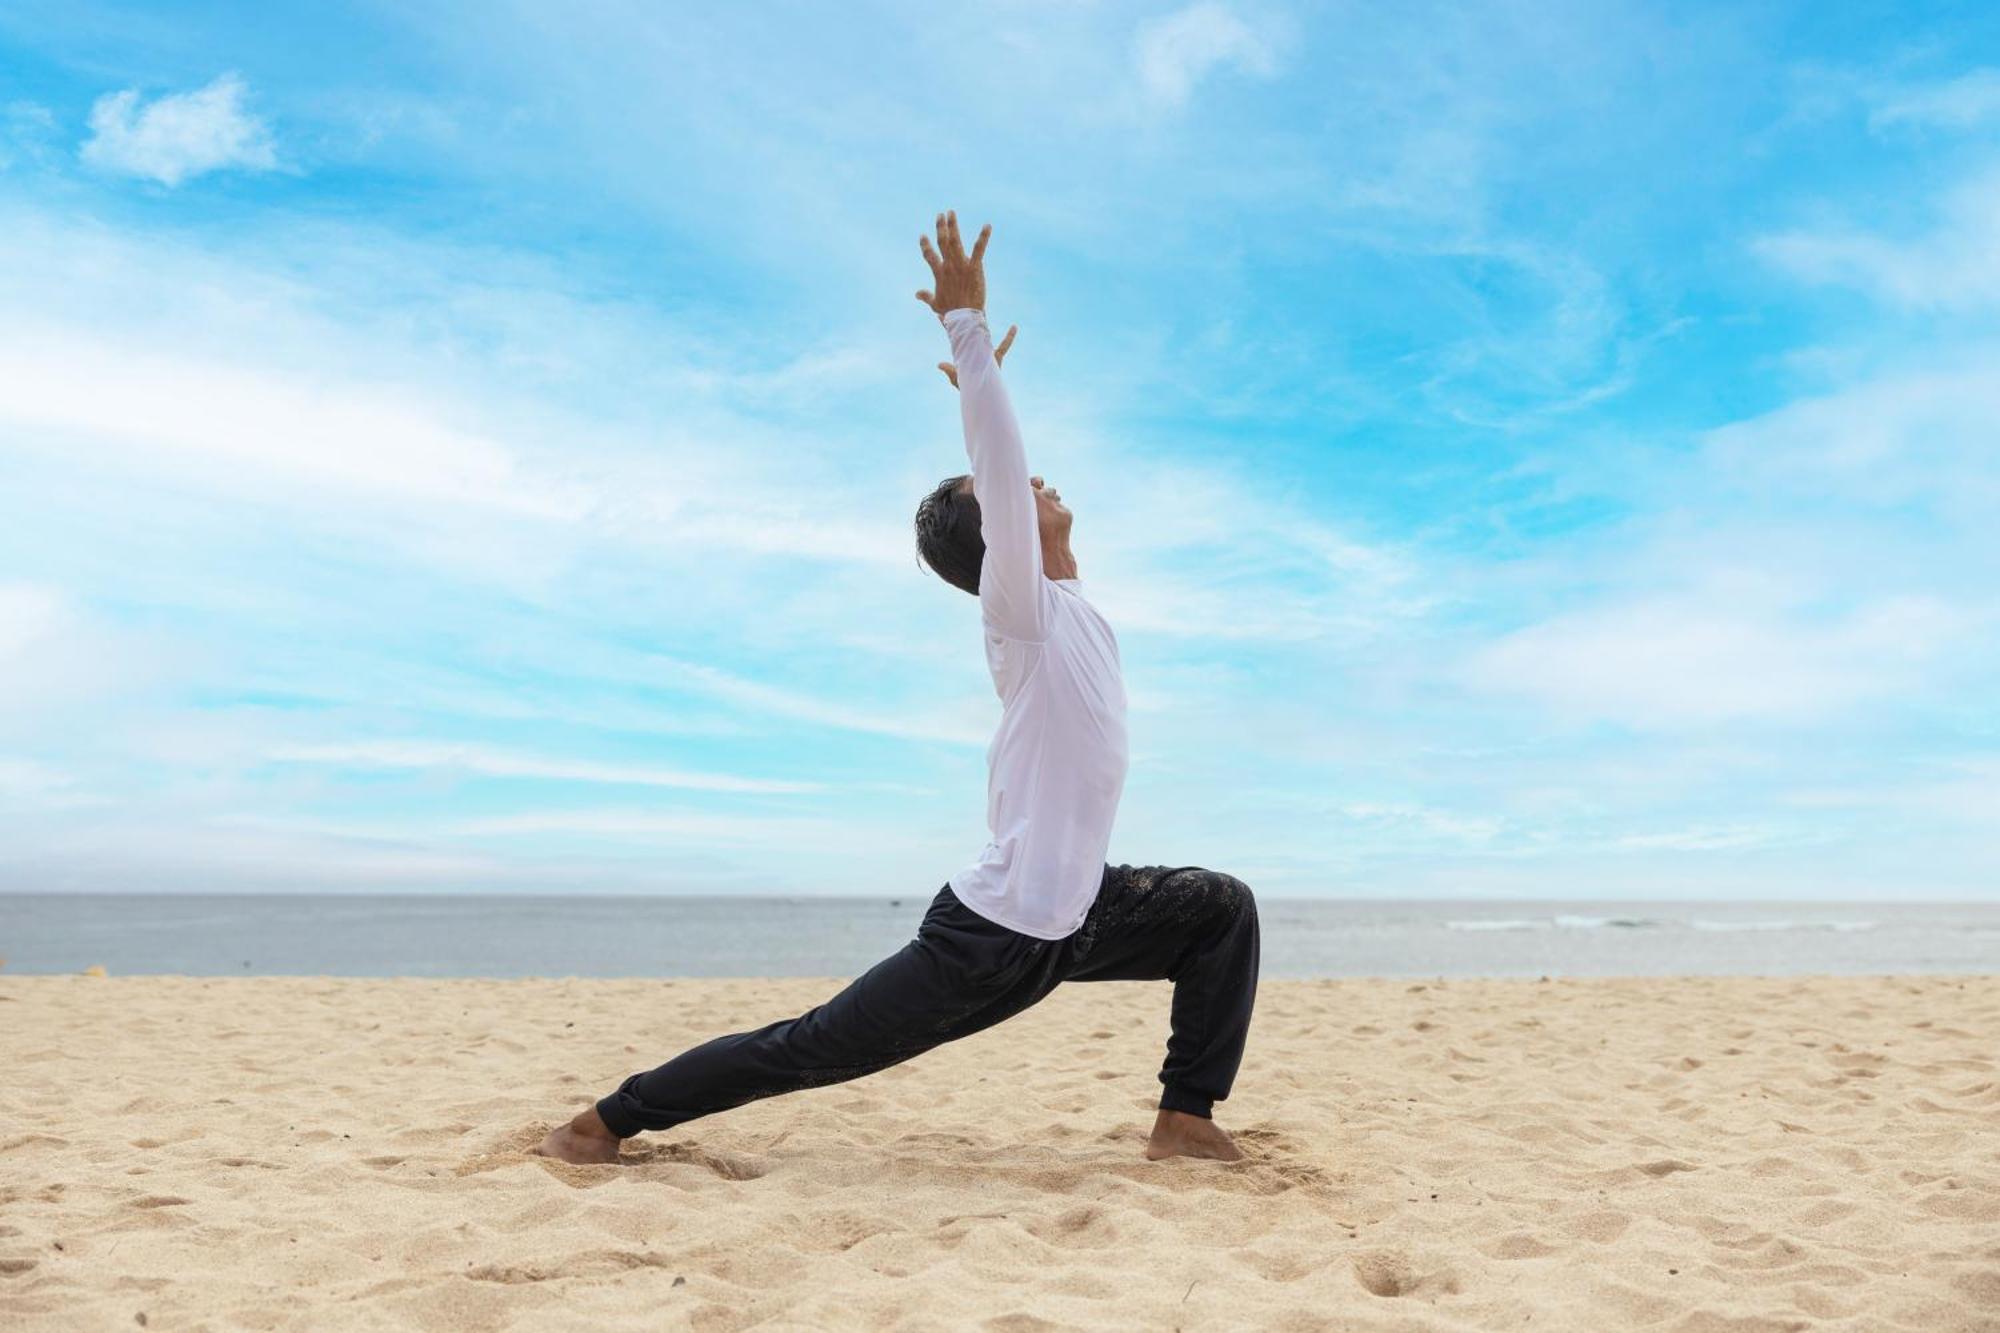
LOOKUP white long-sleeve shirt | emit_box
[941,308,1130,940]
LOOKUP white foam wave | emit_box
[1446,915,1661,933]
[1688,919,1879,933]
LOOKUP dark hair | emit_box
[914,473,983,597]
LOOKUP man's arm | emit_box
[946,307,1048,642]
[938,322,1015,388]
[917,212,1049,643]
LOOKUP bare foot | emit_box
[534,1106,623,1165]
[1144,1108,1243,1162]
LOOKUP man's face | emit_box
[960,475,1071,540]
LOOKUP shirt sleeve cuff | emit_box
[942,308,992,366]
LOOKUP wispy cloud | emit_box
[1867,67,2000,131]
[444,809,855,844]
[0,755,87,806]
[1464,585,1972,729]
[0,581,64,655]
[643,655,988,747]
[0,582,163,728]
[1134,3,1281,108]
[268,740,827,794]
[1702,359,2000,515]
[80,73,277,186]
[1608,826,1800,853]
[0,101,59,171]
[1756,168,2000,310]
[1331,800,1506,845]
[0,323,588,518]
[1785,757,2000,825]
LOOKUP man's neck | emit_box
[1042,543,1079,581]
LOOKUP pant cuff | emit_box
[594,1085,644,1139]
[1158,1084,1214,1119]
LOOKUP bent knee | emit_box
[1212,871,1256,921]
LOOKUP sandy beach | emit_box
[2,973,1995,1331]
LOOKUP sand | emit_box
[2,973,1996,1331]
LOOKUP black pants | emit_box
[594,863,1260,1137]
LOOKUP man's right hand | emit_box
[916,209,990,317]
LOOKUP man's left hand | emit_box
[939,323,1017,389]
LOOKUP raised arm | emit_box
[917,212,1050,643]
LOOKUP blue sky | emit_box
[0,1,1994,899]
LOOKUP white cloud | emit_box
[1464,591,1968,729]
[1701,358,2000,516]
[1134,3,1280,108]
[0,581,65,657]
[268,739,825,794]
[416,805,961,888]
[0,101,59,171]
[0,582,162,728]
[0,213,995,589]
[1868,68,2000,132]
[643,654,988,747]
[0,756,80,801]
[1459,156,2000,737]
[1332,800,1505,844]
[445,809,850,843]
[0,817,510,892]
[81,73,277,186]
[1608,826,1786,853]
[1756,169,2000,310]
[1785,757,2000,826]
[0,323,589,519]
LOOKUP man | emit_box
[537,211,1259,1167]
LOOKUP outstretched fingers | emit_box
[918,211,993,316]
[995,323,1017,361]
[926,211,990,267]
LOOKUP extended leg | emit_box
[581,886,1052,1142]
[1064,864,1261,1126]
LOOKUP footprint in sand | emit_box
[465,1249,678,1284]
[1634,1158,1699,1177]
[1483,1232,1563,1259]
[982,1315,1062,1333]
[1562,1210,1632,1243]
[1019,1203,1125,1250]
[624,1140,770,1182]
[1350,1247,1461,1299]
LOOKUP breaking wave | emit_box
[1445,915,1877,934]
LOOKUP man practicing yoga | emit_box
[537,210,1260,1166]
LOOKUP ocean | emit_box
[2,893,1995,978]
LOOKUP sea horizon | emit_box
[6,891,1994,980]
